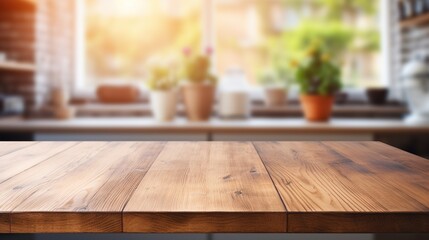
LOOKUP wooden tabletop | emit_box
[0,141,428,233]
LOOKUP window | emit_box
[77,0,386,91]
[78,0,202,89]
[214,0,382,88]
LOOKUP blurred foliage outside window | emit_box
[215,0,381,88]
[84,0,380,89]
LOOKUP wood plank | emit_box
[360,141,429,175]
[123,142,286,233]
[254,142,429,233]
[323,142,429,210]
[0,142,77,184]
[0,142,76,233]
[0,142,36,157]
[0,142,165,233]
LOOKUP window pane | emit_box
[85,0,201,86]
[214,0,381,88]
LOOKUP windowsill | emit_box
[73,101,407,119]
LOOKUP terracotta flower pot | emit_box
[182,84,215,121]
[300,95,334,122]
[264,87,287,107]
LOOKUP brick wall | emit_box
[0,0,37,115]
[0,0,75,117]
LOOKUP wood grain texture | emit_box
[0,142,165,233]
[1,141,429,233]
[0,142,77,184]
[254,141,429,233]
[0,142,36,157]
[0,214,9,233]
[124,142,286,233]
[125,212,286,233]
[11,213,121,233]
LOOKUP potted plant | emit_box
[291,41,342,122]
[258,66,291,107]
[147,64,178,122]
[181,49,217,121]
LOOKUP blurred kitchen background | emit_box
[0,0,429,159]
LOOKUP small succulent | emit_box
[182,48,217,85]
[146,65,177,91]
[291,40,342,95]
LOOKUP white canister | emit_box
[150,89,178,122]
[218,69,251,119]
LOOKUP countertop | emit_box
[0,117,428,133]
[0,141,428,233]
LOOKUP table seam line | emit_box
[252,141,289,233]
[120,141,167,232]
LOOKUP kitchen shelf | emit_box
[400,13,429,28]
[0,61,35,72]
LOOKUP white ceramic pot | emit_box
[219,91,250,119]
[150,89,178,122]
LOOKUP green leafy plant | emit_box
[147,65,178,91]
[291,41,342,95]
[182,50,217,85]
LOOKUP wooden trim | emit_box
[400,13,429,28]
